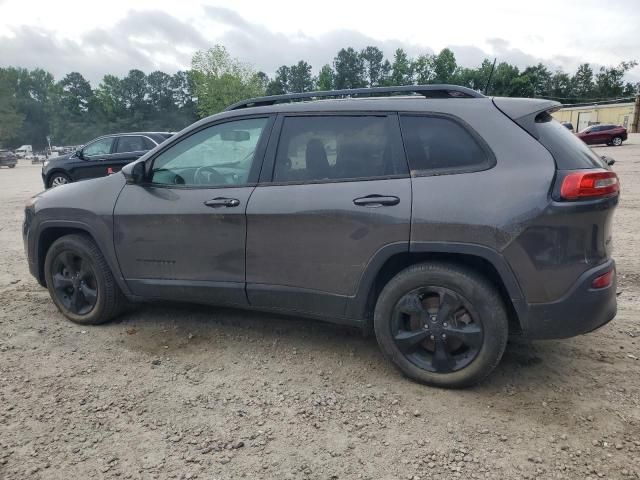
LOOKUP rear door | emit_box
[109,135,154,174]
[245,113,411,318]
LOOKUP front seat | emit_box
[305,139,330,180]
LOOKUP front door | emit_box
[75,136,116,180]
[245,113,412,319]
[114,116,273,306]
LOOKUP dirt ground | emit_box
[1,137,640,480]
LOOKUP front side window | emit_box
[83,137,114,157]
[151,117,268,187]
[273,116,406,182]
[116,136,147,153]
[400,115,490,174]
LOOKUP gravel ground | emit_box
[1,137,640,480]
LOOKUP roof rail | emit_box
[225,84,484,111]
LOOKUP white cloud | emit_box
[0,0,638,84]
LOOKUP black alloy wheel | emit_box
[391,287,483,373]
[50,250,98,315]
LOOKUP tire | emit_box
[44,234,126,325]
[48,172,71,188]
[611,136,623,146]
[374,262,508,388]
[8,164,16,168]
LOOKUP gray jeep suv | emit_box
[23,85,619,388]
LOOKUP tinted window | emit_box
[151,117,268,187]
[142,137,156,149]
[273,116,406,182]
[533,112,606,169]
[116,136,147,153]
[83,137,114,157]
[400,115,489,174]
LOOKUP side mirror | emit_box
[123,161,146,184]
[75,148,84,159]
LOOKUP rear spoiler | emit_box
[492,97,562,139]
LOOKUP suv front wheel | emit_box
[44,234,126,324]
[374,262,508,388]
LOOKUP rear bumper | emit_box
[520,259,617,339]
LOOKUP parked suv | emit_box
[42,132,173,188]
[23,86,619,388]
[576,124,627,146]
[0,149,18,168]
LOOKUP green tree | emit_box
[413,54,434,84]
[288,61,314,93]
[317,64,334,90]
[594,61,638,98]
[266,66,290,95]
[432,48,457,83]
[390,48,413,85]
[361,46,387,86]
[333,47,365,89]
[0,71,24,145]
[191,45,266,116]
[571,63,594,99]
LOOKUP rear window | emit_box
[534,112,606,169]
[399,115,492,175]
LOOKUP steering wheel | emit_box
[193,166,227,185]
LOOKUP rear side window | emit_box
[399,115,491,175]
[116,136,147,153]
[533,112,606,169]
[273,116,407,182]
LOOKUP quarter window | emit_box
[151,118,268,187]
[273,116,406,182]
[83,137,114,157]
[400,116,490,174]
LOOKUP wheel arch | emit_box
[35,222,129,295]
[349,242,526,335]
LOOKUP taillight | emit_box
[591,269,614,289]
[559,169,619,201]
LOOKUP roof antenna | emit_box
[484,58,497,95]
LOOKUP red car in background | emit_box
[576,124,628,146]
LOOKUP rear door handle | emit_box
[353,195,400,207]
[204,197,240,208]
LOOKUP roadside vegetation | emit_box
[0,45,637,150]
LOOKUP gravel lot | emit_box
[1,138,640,480]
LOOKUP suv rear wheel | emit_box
[374,262,508,388]
[44,234,126,325]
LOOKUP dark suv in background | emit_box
[42,132,172,188]
[0,149,18,168]
[23,85,619,388]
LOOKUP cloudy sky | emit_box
[1,0,639,85]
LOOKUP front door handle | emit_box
[204,197,240,208]
[353,194,400,207]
